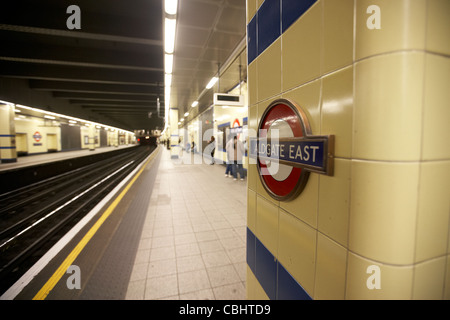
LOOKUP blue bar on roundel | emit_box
[278,140,324,168]
[249,138,325,171]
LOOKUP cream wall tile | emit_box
[353,52,424,161]
[426,0,450,55]
[422,54,450,160]
[415,161,450,262]
[321,66,353,159]
[282,2,322,90]
[346,252,413,300]
[318,158,351,247]
[323,0,353,74]
[282,79,321,136]
[349,160,419,265]
[256,195,279,256]
[256,170,280,206]
[257,38,282,102]
[355,0,426,60]
[412,257,447,300]
[246,0,257,24]
[248,104,258,191]
[257,0,264,10]
[314,233,347,300]
[278,209,317,296]
[246,266,270,300]
[249,103,258,132]
[445,256,450,300]
[248,103,258,158]
[248,60,258,106]
[247,163,258,192]
[247,188,257,232]
[280,173,318,228]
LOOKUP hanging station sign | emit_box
[249,99,335,201]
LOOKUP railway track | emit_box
[0,145,156,295]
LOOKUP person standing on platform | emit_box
[207,135,216,165]
[225,137,233,177]
[231,136,244,181]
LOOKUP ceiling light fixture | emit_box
[164,0,178,126]
[165,73,172,87]
[164,18,176,54]
[165,0,178,15]
[206,77,218,89]
[164,53,173,74]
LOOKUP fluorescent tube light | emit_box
[164,18,176,54]
[191,101,198,108]
[165,0,178,15]
[165,73,172,87]
[206,77,218,89]
[184,112,189,117]
[165,86,171,108]
[165,54,173,74]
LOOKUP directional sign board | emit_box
[249,99,334,201]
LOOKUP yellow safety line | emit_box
[33,148,158,300]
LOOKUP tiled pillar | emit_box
[348,0,450,300]
[88,124,96,151]
[246,0,450,300]
[170,108,180,159]
[0,103,17,163]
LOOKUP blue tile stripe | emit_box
[247,0,317,65]
[247,15,257,65]
[247,228,312,300]
[258,0,281,57]
[218,122,231,129]
[281,0,317,33]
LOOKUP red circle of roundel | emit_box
[33,131,42,142]
[257,100,309,201]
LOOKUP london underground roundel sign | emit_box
[249,99,335,201]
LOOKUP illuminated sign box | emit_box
[213,93,244,106]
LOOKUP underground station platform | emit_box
[0,146,247,301]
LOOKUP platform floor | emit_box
[0,145,136,172]
[125,148,247,300]
[10,146,247,300]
